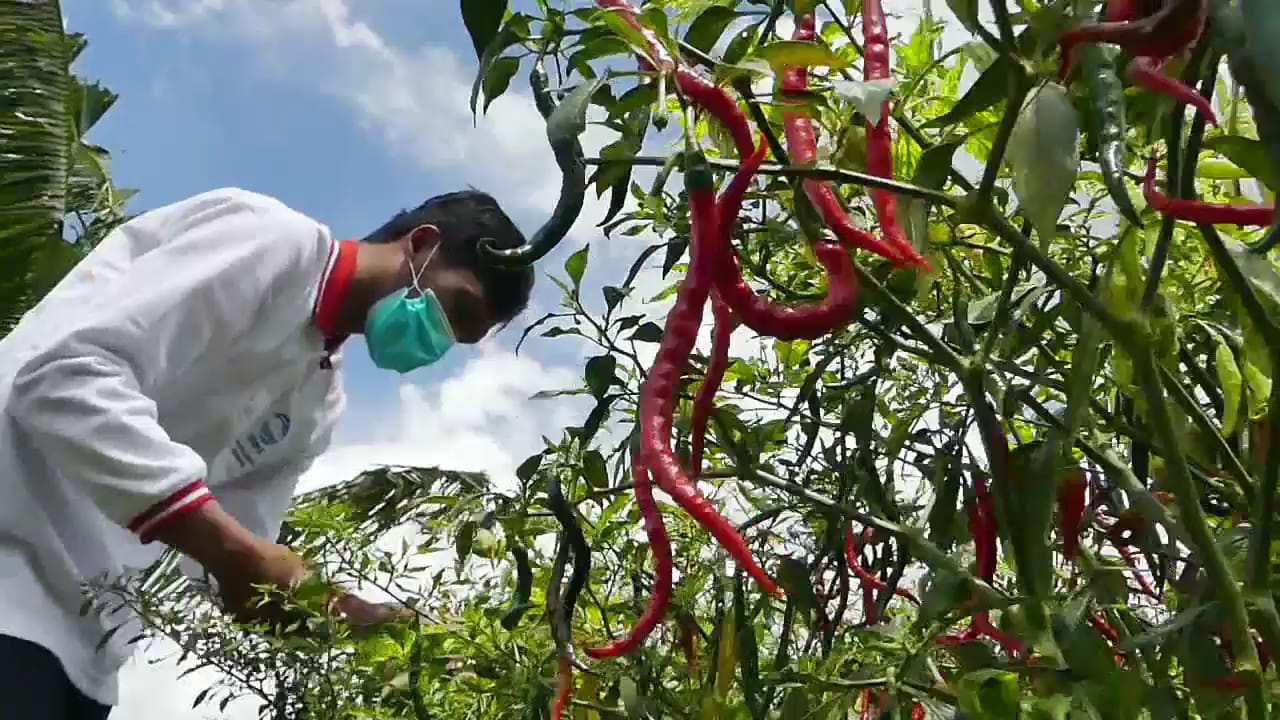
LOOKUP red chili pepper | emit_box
[1116,544,1160,598]
[1210,674,1248,693]
[551,654,573,720]
[785,13,926,269]
[937,481,1024,659]
[1058,0,1215,124]
[1144,154,1274,226]
[711,135,861,339]
[584,461,673,658]
[638,150,781,598]
[1090,612,1121,645]
[862,0,910,257]
[859,688,873,720]
[911,704,926,720]
[1057,469,1088,561]
[844,523,920,618]
[689,293,738,480]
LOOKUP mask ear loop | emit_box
[403,236,442,298]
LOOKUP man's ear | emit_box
[406,224,441,254]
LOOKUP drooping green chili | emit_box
[545,467,590,720]
[500,540,534,630]
[1078,42,1142,226]
[479,58,587,267]
[546,470,591,633]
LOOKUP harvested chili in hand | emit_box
[584,459,674,658]
[1144,153,1275,226]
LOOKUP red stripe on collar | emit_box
[313,239,358,338]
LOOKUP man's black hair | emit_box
[362,190,534,325]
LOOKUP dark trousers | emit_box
[0,635,111,719]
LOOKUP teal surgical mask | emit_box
[365,241,456,373]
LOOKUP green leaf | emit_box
[946,0,983,36]
[775,557,821,624]
[582,450,609,489]
[517,453,544,483]
[957,669,1020,719]
[192,688,211,708]
[619,676,644,718]
[481,56,520,113]
[753,40,851,72]
[1006,82,1079,244]
[923,54,1018,128]
[1203,135,1280,191]
[715,609,737,697]
[1216,339,1243,436]
[779,686,811,719]
[585,354,616,399]
[461,0,509,61]
[685,6,739,53]
[547,75,609,146]
[564,244,590,294]
[722,23,759,65]
[456,520,477,565]
[630,322,664,343]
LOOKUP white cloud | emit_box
[298,344,587,495]
[108,0,631,248]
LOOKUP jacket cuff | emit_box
[128,480,214,544]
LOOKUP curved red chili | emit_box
[584,461,673,658]
[1057,469,1088,561]
[638,150,781,597]
[1144,154,1274,225]
[551,654,573,720]
[712,135,861,340]
[844,524,920,615]
[862,0,910,256]
[689,293,738,479]
[911,704,926,720]
[937,480,1023,659]
[785,13,925,269]
[1058,0,1215,124]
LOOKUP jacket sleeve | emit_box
[6,190,327,543]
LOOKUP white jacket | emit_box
[0,188,352,704]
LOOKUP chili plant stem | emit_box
[982,208,1130,340]
[583,156,960,206]
[1134,350,1267,717]
[749,469,1006,608]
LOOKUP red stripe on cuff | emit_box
[312,240,358,338]
[127,480,214,544]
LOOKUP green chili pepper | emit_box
[500,540,534,630]
[1079,42,1142,226]
[480,58,587,267]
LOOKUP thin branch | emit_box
[583,156,961,206]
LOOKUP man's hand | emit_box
[214,541,311,625]
[152,500,311,626]
[154,500,414,632]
